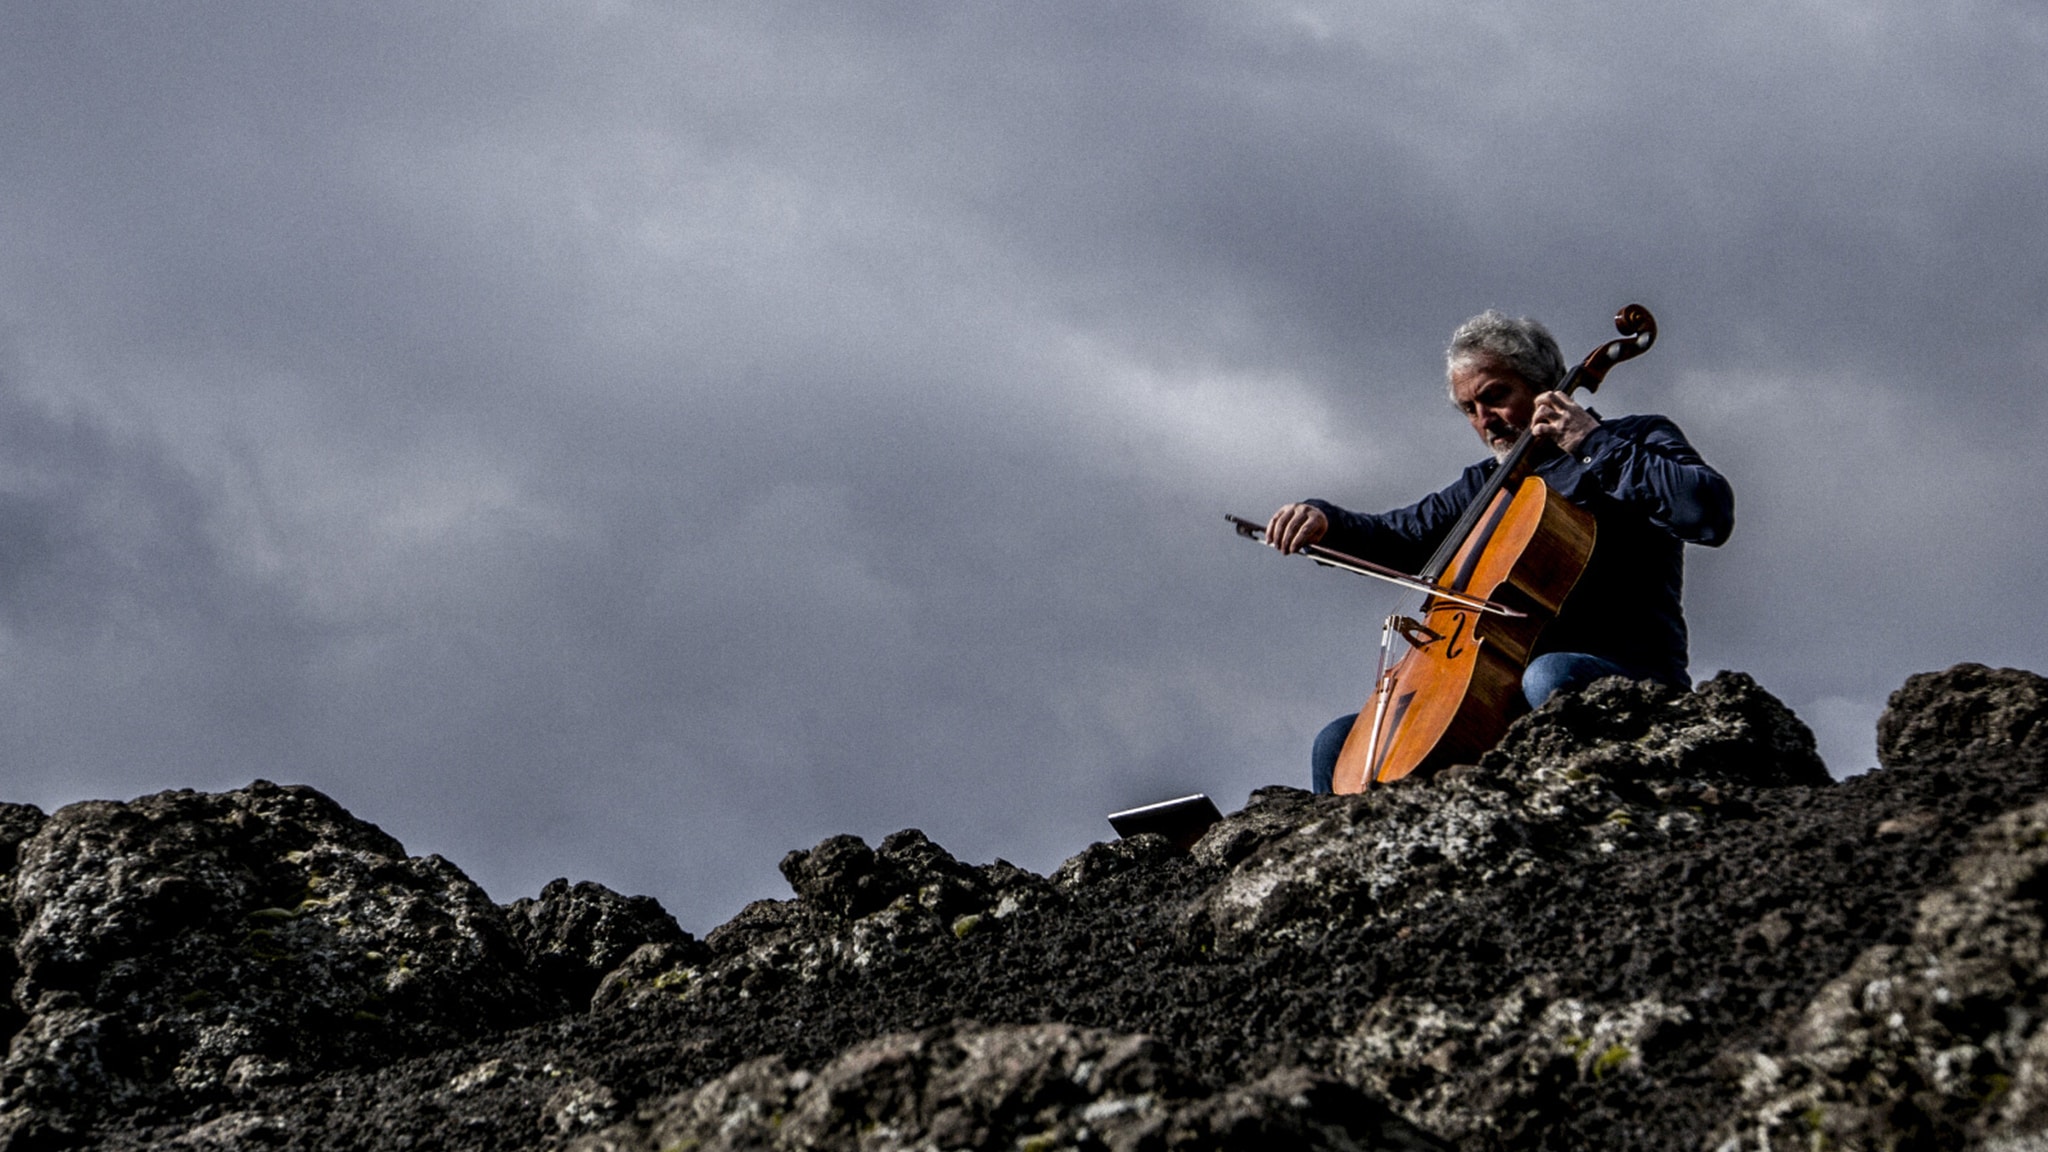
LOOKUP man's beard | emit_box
[1485,423,1521,462]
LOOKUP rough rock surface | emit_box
[1719,797,2048,1150]
[0,804,48,1048]
[571,1021,1447,1152]
[0,782,682,1148]
[1878,662,2048,770]
[1186,671,1826,955]
[2,663,2046,1151]
[504,879,702,1013]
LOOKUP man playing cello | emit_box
[1263,310,1734,794]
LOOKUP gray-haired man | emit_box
[1265,311,1734,793]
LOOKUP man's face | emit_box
[1449,357,1538,461]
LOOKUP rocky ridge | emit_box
[0,663,2042,1150]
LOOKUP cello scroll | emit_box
[1572,304,1657,395]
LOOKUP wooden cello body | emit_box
[1329,476,1593,789]
[1330,305,1657,791]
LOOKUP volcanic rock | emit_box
[7,663,2048,1151]
[0,781,553,1144]
[503,879,703,1013]
[1719,796,2048,1149]
[1185,672,1820,955]
[0,804,47,1049]
[570,1021,1447,1152]
[1877,662,2048,770]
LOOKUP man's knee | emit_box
[1311,713,1357,794]
[1522,652,1631,710]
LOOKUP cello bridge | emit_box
[1392,616,1441,648]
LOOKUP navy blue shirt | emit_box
[1306,414,1733,688]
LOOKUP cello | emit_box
[1232,304,1658,790]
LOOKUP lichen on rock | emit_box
[5,662,2047,1151]
[502,878,703,1012]
[0,802,49,1056]
[569,1021,1446,1152]
[1336,977,1694,1145]
[688,827,1056,1000]
[1719,791,2048,1150]
[1186,673,1824,954]
[0,781,547,1137]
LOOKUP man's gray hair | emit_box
[1445,311,1565,393]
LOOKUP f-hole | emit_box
[1443,612,1470,659]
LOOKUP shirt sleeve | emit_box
[1303,464,1490,574]
[1563,416,1734,546]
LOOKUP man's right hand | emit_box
[1265,503,1328,554]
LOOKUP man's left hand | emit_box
[1530,391,1598,453]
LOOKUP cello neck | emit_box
[1416,305,1656,585]
[1415,374,1572,586]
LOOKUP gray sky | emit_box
[2,1,2042,931]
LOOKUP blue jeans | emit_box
[1309,652,1640,793]
[1519,651,1636,713]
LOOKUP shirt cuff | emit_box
[1568,421,1620,476]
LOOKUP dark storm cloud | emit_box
[0,374,330,783]
[1,1,2041,928]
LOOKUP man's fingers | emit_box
[1267,506,1295,552]
[1264,504,1325,554]
[1530,390,1596,451]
